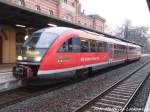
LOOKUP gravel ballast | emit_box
[128,72,150,112]
[0,57,149,112]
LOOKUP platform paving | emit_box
[0,64,22,92]
[0,64,14,73]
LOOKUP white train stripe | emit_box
[38,62,107,75]
[38,59,127,75]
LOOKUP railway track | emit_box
[0,80,73,109]
[0,61,138,109]
[73,61,150,112]
[0,59,149,111]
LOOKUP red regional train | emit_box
[13,27,141,81]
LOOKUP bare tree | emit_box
[105,24,116,35]
[114,20,132,38]
[114,20,150,53]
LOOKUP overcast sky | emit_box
[80,0,150,29]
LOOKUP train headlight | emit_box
[17,56,23,61]
[34,56,42,62]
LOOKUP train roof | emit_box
[127,43,141,48]
[34,27,74,35]
[96,35,127,46]
[80,29,141,47]
[34,27,141,48]
[80,30,128,46]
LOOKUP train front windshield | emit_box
[17,32,58,62]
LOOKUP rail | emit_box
[73,60,150,112]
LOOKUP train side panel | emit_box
[127,44,141,61]
[13,27,142,82]
[38,32,109,78]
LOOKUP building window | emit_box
[72,2,75,7]
[64,14,73,22]
[84,23,87,27]
[66,16,69,20]
[35,5,41,11]
[16,0,25,6]
[49,10,53,15]
[100,26,102,31]
[64,0,67,3]
[78,21,81,24]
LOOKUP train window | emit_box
[90,40,97,52]
[59,41,69,52]
[96,41,107,52]
[103,42,107,51]
[96,41,101,52]
[129,47,136,54]
[114,44,126,57]
[72,37,80,52]
[80,38,90,52]
[24,33,41,47]
[58,37,80,52]
[36,33,58,48]
[24,32,58,48]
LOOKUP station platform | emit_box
[0,64,22,92]
[0,64,14,73]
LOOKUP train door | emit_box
[0,36,2,63]
[127,45,129,60]
[125,46,128,60]
[80,38,91,66]
[108,43,113,63]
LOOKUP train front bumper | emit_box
[13,65,34,80]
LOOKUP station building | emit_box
[0,0,105,64]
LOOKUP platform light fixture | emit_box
[48,23,57,27]
[16,24,26,28]
[24,28,30,40]
[24,35,29,40]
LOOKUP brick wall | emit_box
[77,14,93,28]
[11,0,58,17]
[8,0,105,32]
[58,0,77,22]
[93,18,105,32]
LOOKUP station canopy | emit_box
[0,0,142,46]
